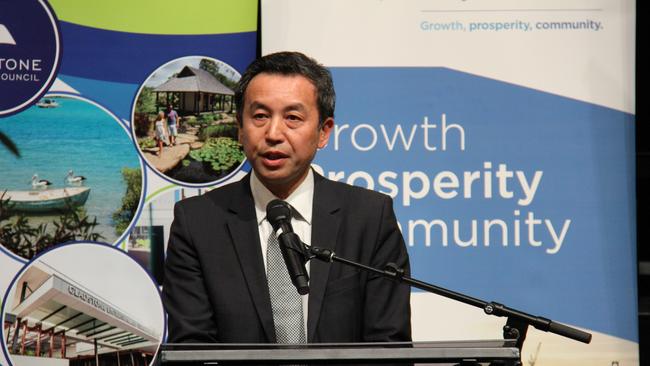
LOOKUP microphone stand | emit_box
[298,244,592,365]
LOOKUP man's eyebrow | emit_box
[283,103,307,113]
[246,101,307,113]
[247,101,269,111]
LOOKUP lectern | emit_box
[161,340,520,365]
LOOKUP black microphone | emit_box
[266,199,310,295]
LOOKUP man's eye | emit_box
[253,113,268,120]
[286,115,302,121]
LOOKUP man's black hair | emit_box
[234,51,335,128]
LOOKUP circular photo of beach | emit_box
[132,56,246,186]
[1,242,164,366]
[0,94,144,261]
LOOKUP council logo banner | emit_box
[0,2,257,365]
[0,0,61,116]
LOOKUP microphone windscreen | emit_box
[266,199,291,231]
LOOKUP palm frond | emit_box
[0,131,20,157]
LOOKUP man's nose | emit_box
[265,116,285,142]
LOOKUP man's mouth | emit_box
[261,151,289,167]
[262,151,289,160]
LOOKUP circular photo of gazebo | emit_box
[131,56,246,186]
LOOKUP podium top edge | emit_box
[161,339,517,350]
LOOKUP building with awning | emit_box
[153,66,234,114]
[4,262,161,366]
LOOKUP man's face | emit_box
[239,73,333,198]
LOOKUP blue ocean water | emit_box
[0,97,142,244]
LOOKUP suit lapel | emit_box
[308,174,341,341]
[226,176,275,342]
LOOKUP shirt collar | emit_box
[250,169,314,226]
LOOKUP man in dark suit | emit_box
[162,52,411,344]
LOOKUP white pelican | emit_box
[31,174,52,189]
[65,170,87,184]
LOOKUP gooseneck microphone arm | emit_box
[306,246,592,352]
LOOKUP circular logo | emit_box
[0,0,61,116]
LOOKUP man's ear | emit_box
[318,118,334,149]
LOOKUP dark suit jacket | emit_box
[162,172,411,343]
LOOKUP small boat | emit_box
[36,98,59,108]
[1,187,90,213]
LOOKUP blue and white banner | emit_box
[1,2,257,365]
[262,0,637,364]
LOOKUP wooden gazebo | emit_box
[154,66,234,114]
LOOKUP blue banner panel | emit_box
[57,21,257,85]
[313,67,636,341]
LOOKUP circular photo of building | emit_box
[1,242,164,366]
[131,56,246,186]
[0,94,144,261]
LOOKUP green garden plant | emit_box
[189,137,245,174]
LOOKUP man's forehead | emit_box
[244,73,317,103]
[248,72,316,90]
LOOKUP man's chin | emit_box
[253,168,309,196]
[254,168,286,184]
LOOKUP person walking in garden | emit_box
[166,104,181,146]
[154,111,168,156]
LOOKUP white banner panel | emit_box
[263,0,634,113]
[262,0,637,364]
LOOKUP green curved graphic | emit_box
[48,0,257,35]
